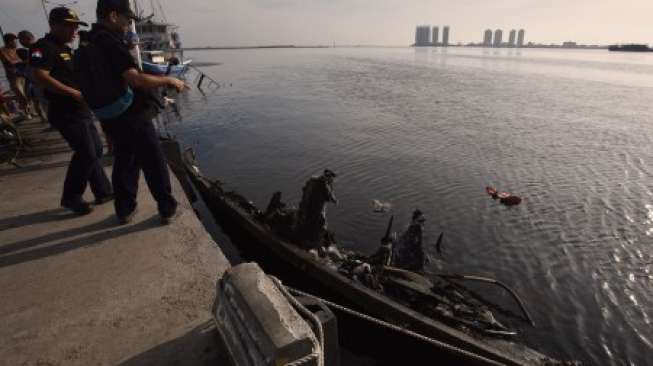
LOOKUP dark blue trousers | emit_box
[50,108,112,204]
[101,114,177,218]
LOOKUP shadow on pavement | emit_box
[119,321,232,366]
[0,215,160,268]
[0,208,74,231]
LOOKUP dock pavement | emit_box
[0,117,232,365]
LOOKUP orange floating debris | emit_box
[486,186,522,206]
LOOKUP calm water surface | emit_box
[171,47,653,365]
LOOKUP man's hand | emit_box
[167,77,189,93]
[33,68,85,101]
[71,89,84,103]
[123,68,190,92]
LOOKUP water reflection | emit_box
[175,47,653,365]
[645,204,653,236]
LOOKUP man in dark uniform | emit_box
[74,0,186,224]
[31,7,113,215]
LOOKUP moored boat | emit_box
[173,145,578,366]
[140,51,192,77]
[133,0,192,77]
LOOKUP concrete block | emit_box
[214,262,317,366]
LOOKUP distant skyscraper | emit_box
[508,29,517,47]
[493,29,503,47]
[432,26,439,46]
[483,29,492,47]
[517,29,525,47]
[414,25,431,46]
[442,26,450,46]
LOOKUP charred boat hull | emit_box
[173,152,568,366]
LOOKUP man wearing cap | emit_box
[31,7,113,215]
[74,0,186,224]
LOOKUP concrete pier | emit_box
[0,118,232,365]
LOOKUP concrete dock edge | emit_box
[0,118,232,365]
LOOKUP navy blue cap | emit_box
[49,7,89,27]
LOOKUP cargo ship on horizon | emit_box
[608,44,653,52]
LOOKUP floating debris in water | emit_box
[486,186,522,206]
[435,232,444,254]
[372,199,392,213]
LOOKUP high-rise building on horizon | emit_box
[508,29,517,47]
[442,26,450,46]
[432,26,439,46]
[517,29,525,47]
[493,29,503,47]
[414,25,431,46]
[483,29,492,47]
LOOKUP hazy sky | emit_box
[1,0,652,46]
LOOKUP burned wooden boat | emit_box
[176,146,576,366]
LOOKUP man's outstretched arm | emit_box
[122,68,187,92]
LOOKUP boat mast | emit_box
[41,0,49,23]
[156,0,168,23]
[150,0,156,21]
[131,0,143,70]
